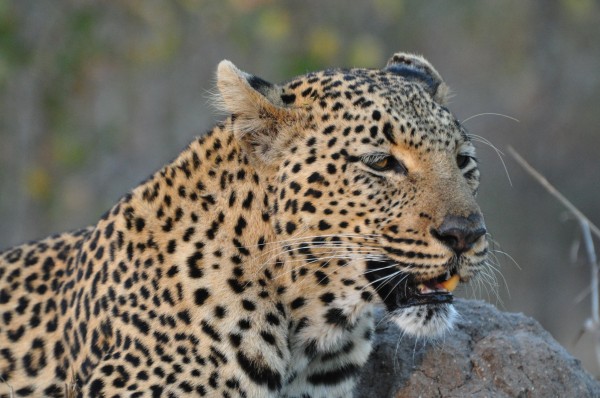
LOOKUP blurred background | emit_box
[1,0,599,375]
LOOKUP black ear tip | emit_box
[384,52,450,104]
[388,54,416,65]
[247,75,274,92]
[385,63,440,94]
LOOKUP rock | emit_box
[355,299,600,397]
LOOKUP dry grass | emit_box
[0,376,14,398]
[0,370,79,398]
[65,367,80,398]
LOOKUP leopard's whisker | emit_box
[252,235,380,258]
[248,233,380,249]
[462,112,519,124]
[465,133,512,186]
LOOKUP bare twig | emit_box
[508,146,600,370]
[507,147,600,240]
[580,219,599,323]
[579,219,600,367]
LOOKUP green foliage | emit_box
[256,6,291,43]
[561,0,595,20]
[1,0,600,375]
[0,2,28,86]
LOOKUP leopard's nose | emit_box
[432,214,486,255]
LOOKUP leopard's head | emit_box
[216,52,487,337]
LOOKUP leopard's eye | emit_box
[371,157,391,170]
[362,154,407,175]
[456,154,472,169]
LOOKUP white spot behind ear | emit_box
[215,60,290,135]
[216,60,261,117]
[214,60,298,163]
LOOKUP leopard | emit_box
[0,51,488,398]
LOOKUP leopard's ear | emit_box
[216,60,296,163]
[384,52,450,105]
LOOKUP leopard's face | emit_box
[218,53,488,337]
[270,69,487,337]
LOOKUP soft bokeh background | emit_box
[1,0,599,375]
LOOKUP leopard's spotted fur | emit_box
[0,52,487,397]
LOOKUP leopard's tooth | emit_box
[439,274,460,292]
[417,283,432,294]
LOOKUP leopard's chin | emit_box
[390,302,457,337]
[365,258,460,336]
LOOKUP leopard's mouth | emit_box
[364,259,459,310]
